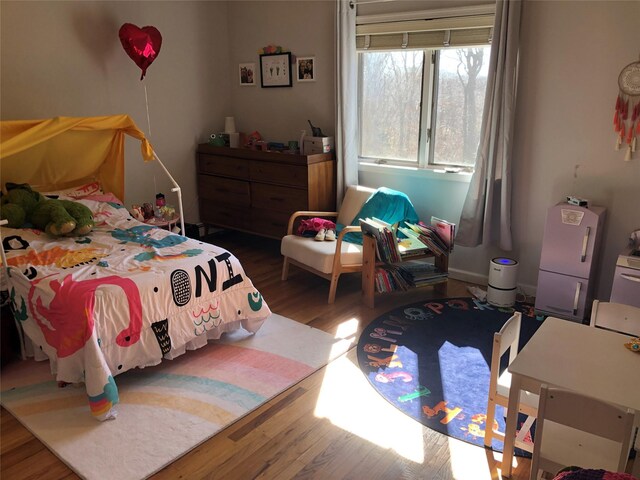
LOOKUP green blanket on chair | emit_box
[338,187,419,244]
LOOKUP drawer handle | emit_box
[572,282,581,316]
[621,273,640,283]
[580,227,590,262]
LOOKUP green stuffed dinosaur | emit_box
[0,183,94,236]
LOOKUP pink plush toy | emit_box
[297,217,336,236]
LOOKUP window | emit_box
[360,51,424,164]
[358,46,491,170]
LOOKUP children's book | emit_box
[360,217,401,263]
[404,217,455,255]
[430,216,455,253]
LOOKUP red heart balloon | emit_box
[118,23,162,80]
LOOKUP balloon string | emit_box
[144,82,152,137]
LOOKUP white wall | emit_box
[0,0,230,223]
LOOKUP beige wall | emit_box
[225,1,335,144]
[0,0,230,222]
[1,0,334,219]
[512,0,640,298]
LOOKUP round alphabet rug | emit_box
[356,297,542,455]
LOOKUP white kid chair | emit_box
[484,312,538,452]
[590,300,640,478]
[590,300,640,337]
[280,185,375,303]
[529,384,635,480]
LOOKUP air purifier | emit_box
[487,257,518,307]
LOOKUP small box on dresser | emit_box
[196,144,336,239]
[303,136,334,154]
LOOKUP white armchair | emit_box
[280,185,375,303]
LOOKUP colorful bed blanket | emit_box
[553,469,637,480]
[1,196,271,420]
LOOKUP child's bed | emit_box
[0,116,271,420]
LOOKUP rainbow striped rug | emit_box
[1,314,351,480]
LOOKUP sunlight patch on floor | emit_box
[446,435,509,479]
[314,349,425,463]
[328,318,358,360]
[335,318,359,340]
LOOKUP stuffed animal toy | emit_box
[0,183,94,236]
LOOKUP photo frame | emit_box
[296,57,316,82]
[260,53,292,88]
[239,63,256,86]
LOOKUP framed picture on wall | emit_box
[260,53,292,88]
[296,57,315,82]
[239,63,256,86]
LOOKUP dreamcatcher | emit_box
[613,59,640,161]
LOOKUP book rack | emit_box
[361,234,449,308]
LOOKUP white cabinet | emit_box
[534,203,606,322]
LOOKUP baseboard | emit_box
[448,267,487,286]
[448,267,537,298]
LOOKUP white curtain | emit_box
[455,0,522,251]
[335,0,359,207]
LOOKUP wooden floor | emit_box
[0,231,539,479]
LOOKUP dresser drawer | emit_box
[199,199,249,230]
[196,144,335,239]
[198,155,249,179]
[250,208,291,239]
[251,183,307,213]
[198,175,250,207]
[250,161,307,187]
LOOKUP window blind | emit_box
[356,12,494,51]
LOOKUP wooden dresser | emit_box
[196,144,336,239]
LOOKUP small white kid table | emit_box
[501,317,640,477]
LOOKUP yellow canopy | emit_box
[0,114,154,201]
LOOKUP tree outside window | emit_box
[359,46,490,169]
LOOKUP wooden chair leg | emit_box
[328,272,340,304]
[484,398,496,448]
[282,257,290,281]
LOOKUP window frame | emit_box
[357,46,488,173]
